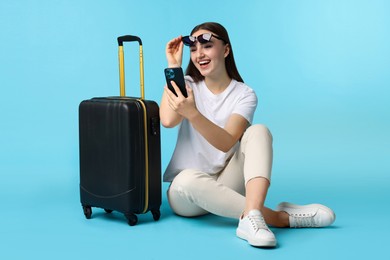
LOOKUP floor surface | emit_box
[1,164,388,259]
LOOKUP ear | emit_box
[224,44,230,58]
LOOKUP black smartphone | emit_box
[164,67,188,98]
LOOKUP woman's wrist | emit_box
[186,108,201,122]
[168,63,181,68]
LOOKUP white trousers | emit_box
[167,124,273,219]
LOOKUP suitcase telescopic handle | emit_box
[117,35,145,99]
[118,35,142,46]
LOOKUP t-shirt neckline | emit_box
[201,79,236,98]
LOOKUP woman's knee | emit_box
[169,169,207,193]
[244,124,273,142]
[168,169,210,217]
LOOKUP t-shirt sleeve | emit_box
[232,87,258,124]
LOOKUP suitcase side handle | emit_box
[117,35,145,99]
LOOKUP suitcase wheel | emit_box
[125,213,138,226]
[83,206,92,219]
[151,209,161,221]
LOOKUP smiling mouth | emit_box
[198,60,210,67]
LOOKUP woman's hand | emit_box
[164,81,198,120]
[166,36,184,68]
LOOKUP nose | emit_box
[194,44,205,58]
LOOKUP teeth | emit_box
[199,60,210,65]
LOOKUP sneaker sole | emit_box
[236,229,277,248]
[277,202,336,223]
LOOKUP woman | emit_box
[160,22,335,248]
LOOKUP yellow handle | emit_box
[119,46,126,96]
[139,45,145,99]
[118,39,145,99]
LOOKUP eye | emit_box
[190,47,197,52]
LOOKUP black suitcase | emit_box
[79,35,161,226]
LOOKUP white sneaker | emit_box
[236,209,277,247]
[277,202,336,228]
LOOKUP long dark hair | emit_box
[185,22,244,83]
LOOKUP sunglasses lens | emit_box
[182,36,195,46]
[198,33,212,44]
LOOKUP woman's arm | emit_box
[190,110,248,153]
[160,36,185,128]
[166,83,248,152]
[160,85,183,128]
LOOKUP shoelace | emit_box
[290,213,317,228]
[248,214,269,232]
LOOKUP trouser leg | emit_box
[167,124,273,219]
[167,169,246,218]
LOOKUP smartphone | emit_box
[164,67,188,98]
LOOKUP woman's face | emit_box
[190,29,229,79]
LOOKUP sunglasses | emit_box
[182,33,227,47]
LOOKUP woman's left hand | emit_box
[164,82,198,120]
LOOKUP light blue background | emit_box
[1,0,389,259]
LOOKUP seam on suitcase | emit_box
[80,185,136,199]
[137,99,149,213]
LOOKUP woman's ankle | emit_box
[278,211,290,227]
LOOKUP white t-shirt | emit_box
[163,76,258,182]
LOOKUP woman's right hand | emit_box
[166,36,183,68]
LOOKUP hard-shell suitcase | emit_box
[79,35,161,226]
